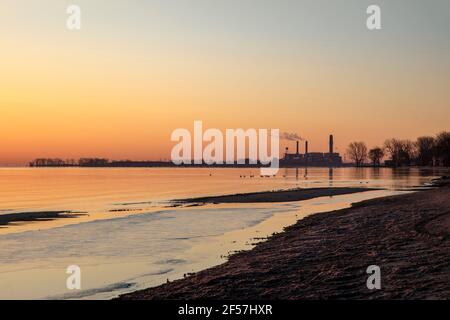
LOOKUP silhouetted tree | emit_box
[384,139,416,167]
[415,136,435,166]
[435,131,450,166]
[403,140,417,164]
[78,158,109,167]
[384,139,397,166]
[30,158,67,167]
[347,142,368,167]
[368,147,384,167]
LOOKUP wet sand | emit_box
[0,211,85,227]
[176,187,377,204]
[120,187,450,300]
[0,188,373,229]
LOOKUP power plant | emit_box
[281,134,342,167]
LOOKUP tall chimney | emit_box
[329,135,334,154]
[296,141,299,155]
[305,141,309,154]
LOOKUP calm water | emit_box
[0,167,448,299]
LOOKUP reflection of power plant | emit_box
[281,135,342,167]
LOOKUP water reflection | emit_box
[0,166,449,299]
[328,167,333,186]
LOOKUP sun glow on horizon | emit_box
[1,0,449,165]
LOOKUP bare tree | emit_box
[384,139,416,167]
[416,136,435,166]
[435,131,450,166]
[347,142,368,167]
[78,158,109,167]
[368,147,384,167]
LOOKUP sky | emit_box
[1,0,449,165]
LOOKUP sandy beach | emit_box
[120,186,450,300]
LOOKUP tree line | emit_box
[347,131,450,167]
[29,158,110,167]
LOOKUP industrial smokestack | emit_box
[329,135,334,154]
[296,141,299,155]
[305,141,308,154]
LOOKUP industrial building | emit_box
[281,135,342,167]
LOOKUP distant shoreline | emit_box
[28,161,348,169]
[119,185,450,300]
[2,163,448,169]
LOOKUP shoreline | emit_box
[119,186,450,300]
[0,187,376,228]
[175,187,378,204]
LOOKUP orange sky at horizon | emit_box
[1,1,449,165]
